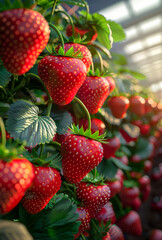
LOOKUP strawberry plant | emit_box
[0,0,161,239]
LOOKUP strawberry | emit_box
[55,43,92,72]
[22,166,61,214]
[140,124,150,135]
[0,9,50,75]
[108,96,129,119]
[61,134,103,183]
[0,158,34,214]
[116,155,128,165]
[119,187,140,207]
[119,127,138,143]
[38,55,87,105]
[144,160,152,173]
[66,24,98,44]
[117,210,142,236]
[106,180,122,198]
[149,229,162,240]
[129,96,145,116]
[102,137,120,159]
[76,182,111,218]
[151,197,162,211]
[79,118,106,135]
[106,76,115,93]
[145,98,155,114]
[108,224,124,240]
[96,202,116,224]
[74,207,91,239]
[77,76,110,114]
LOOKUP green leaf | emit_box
[132,137,153,159]
[36,0,85,8]
[118,68,146,80]
[97,158,118,179]
[107,20,126,42]
[58,47,65,56]
[123,179,139,188]
[19,194,80,240]
[111,157,131,171]
[51,111,73,135]
[0,102,10,117]
[65,47,75,56]
[6,100,57,147]
[0,65,12,87]
[111,53,127,65]
[93,13,113,50]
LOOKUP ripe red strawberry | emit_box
[106,180,122,198]
[117,210,142,236]
[74,207,91,239]
[145,98,155,114]
[76,182,111,218]
[151,197,162,211]
[149,229,162,240]
[38,55,87,105]
[55,43,92,72]
[79,118,106,135]
[144,160,152,173]
[96,202,116,224]
[116,155,128,165]
[108,96,129,119]
[61,134,103,183]
[77,76,110,114]
[140,124,150,135]
[22,166,61,214]
[0,158,34,214]
[119,128,138,143]
[109,224,124,240]
[102,137,120,159]
[106,76,115,93]
[0,9,50,75]
[119,187,140,206]
[66,24,98,44]
[129,96,145,116]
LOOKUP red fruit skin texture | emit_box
[149,229,162,240]
[74,207,91,239]
[151,197,162,211]
[109,224,124,240]
[96,202,116,224]
[56,43,92,72]
[106,180,122,198]
[79,118,106,135]
[38,55,87,105]
[0,158,34,214]
[102,232,111,240]
[0,9,50,75]
[106,76,116,94]
[140,124,150,135]
[119,128,138,143]
[22,166,61,214]
[117,211,142,236]
[77,76,110,114]
[61,134,103,183]
[108,96,130,119]
[76,182,111,218]
[102,137,120,159]
[120,187,140,208]
[145,98,155,114]
[66,24,98,44]
[129,96,145,116]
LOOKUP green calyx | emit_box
[0,0,34,12]
[87,68,109,77]
[69,124,107,143]
[56,46,83,59]
[82,170,106,185]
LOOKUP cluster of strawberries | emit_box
[0,2,162,240]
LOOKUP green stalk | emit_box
[55,10,75,37]
[39,144,44,158]
[73,97,91,130]
[50,0,58,23]
[25,73,52,101]
[81,233,86,240]
[0,117,6,147]
[82,0,89,21]
[48,23,64,50]
[95,49,104,73]
[91,219,100,233]
[51,141,61,150]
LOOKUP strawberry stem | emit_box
[81,233,86,240]
[48,23,64,50]
[73,97,91,130]
[25,73,52,102]
[50,0,58,23]
[51,141,61,150]
[0,117,6,147]
[82,0,89,21]
[91,219,100,234]
[55,10,75,37]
